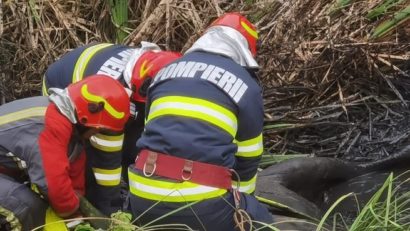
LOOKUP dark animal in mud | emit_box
[256,145,410,230]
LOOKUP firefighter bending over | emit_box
[128,13,273,230]
[0,76,129,230]
[42,42,181,213]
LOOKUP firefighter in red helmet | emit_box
[42,42,181,214]
[128,12,273,230]
[0,76,130,230]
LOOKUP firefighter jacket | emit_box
[43,43,135,95]
[130,51,264,202]
[0,96,85,217]
[42,43,147,209]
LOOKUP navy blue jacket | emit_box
[136,51,264,193]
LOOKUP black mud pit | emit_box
[256,145,410,230]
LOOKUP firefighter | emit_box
[42,42,181,213]
[0,75,130,230]
[128,13,273,230]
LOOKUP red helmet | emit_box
[131,51,182,102]
[68,75,130,132]
[209,12,259,57]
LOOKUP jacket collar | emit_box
[48,88,77,124]
[185,26,259,69]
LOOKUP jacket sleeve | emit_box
[86,130,124,215]
[232,83,264,194]
[37,104,81,217]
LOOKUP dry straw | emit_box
[1,0,410,161]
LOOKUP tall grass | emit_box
[317,172,410,231]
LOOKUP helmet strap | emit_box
[74,122,89,136]
[138,78,153,97]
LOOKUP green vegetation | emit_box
[371,5,410,39]
[107,0,129,43]
[318,172,410,231]
[366,0,406,20]
[328,0,352,16]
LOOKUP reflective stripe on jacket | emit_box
[43,42,146,214]
[132,51,264,201]
[43,43,139,186]
[43,43,134,92]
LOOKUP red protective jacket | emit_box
[39,103,86,216]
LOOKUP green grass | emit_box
[327,0,410,39]
[370,5,410,39]
[366,0,405,20]
[319,172,410,231]
[328,0,352,16]
[107,0,129,43]
[28,0,41,24]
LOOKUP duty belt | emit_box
[135,149,232,189]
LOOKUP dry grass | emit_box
[1,0,410,161]
[252,0,410,160]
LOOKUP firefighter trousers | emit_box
[0,173,48,231]
[129,190,273,231]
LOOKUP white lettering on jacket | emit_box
[97,49,134,79]
[151,61,248,103]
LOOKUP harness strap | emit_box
[135,149,232,189]
[0,166,24,181]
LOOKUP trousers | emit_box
[129,186,273,230]
[0,174,48,231]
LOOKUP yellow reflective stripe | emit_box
[89,133,124,152]
[0,107,46,126]
[44,207,68,231]
[241,21,258,39]
[139,60,153,79]
[147,96,237,137]
[232,175,257,194]
[128,171,227,202]
[72,43,113,83]
[81,84,125,119]
[42,76,49,96]
[235,134,263,158]
[92,167,122,186]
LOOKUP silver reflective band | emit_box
[237,142,263,152]
[129,180,222,196]
[232,182,255,193]
[94,172,122,181]
[90,136,123,148]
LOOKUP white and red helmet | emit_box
[209,12,259,57]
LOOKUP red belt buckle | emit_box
[142,151,158,177]
[181,160,193,180]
